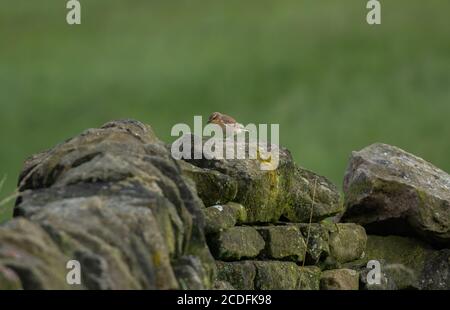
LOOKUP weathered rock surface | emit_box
[320,268,359,290]
[420,249,450,290]
[363,261,415,290]
[172,135,350,290]
[256,225,306,262]
[282,168,342,223]
[254,261,299,290]
[204,203,247,234]
[8,120,447,291]
[361,235,450,290]
[177,135,341,224]
[0,120,215,289]
[328,223,367,263]
[291,223,367,266]
[208,226,265,260]
[296,266,322,290]
[0,218,73,289]
[180,161,238,206]
[207,221,367,266]
[216,260,320,290]
[0,264,22,290]
[298,223,330,264]
[216,260,256,290]
[212,280,235,290]
[342,143,450,246]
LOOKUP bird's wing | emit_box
[221,114,237,124]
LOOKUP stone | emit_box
[298,223,330,264]
[253,261,321,290]
[203,203,247,234]
[1,119,215,289]
[179,136,341,224]
[365,235,431,272]
[173,255,211,290]
[0,218,75,289]
[328,224,367,263]
[182,137,294,223]
[0,265,22,290]
[213,280,235,290]
[342,143,450,246]
[256,225,306,262]
[297,266,321,290]
[320,269,359,290]
[357,259,390,290]
[216,261,256,290]
[360,260,418,290]
[253,261,300,290]
[283,167,342,222]
[13,120,449,291]
[216,261,321,290]
[179,160,238,206]
[362,235,450,290]
[208,226,265,260]
[420,249,450,290]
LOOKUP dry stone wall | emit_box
[0,121,448,290]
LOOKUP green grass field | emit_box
[1,0,450,222]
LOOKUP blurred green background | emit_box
[1,0,450,222]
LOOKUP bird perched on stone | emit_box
[207,112,248,136]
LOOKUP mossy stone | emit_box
[208,227,265,260]
[320,268,359,290]
[257,225,306,262]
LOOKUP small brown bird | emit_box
[207,112,248,136]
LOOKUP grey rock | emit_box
[254,261,321,290]
[208,226,265,260]
[256,225,306,262]
[216,261,256,290]
[342,143,450,246]
[298,223,330,264]
[176,135,341,224]
[203,203,247,234]
[361,235,449,290]
[328,223,367,264]
[1,119,215,289]
[320,268,359,290]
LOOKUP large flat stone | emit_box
[283,167,342,222]
[178,136,341,223]
[3,120,215,289]
[328,223,367,263]
[203,203,247,234]
[342,143,450,246]
[208,226,265,260]
[256,225,306,262]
